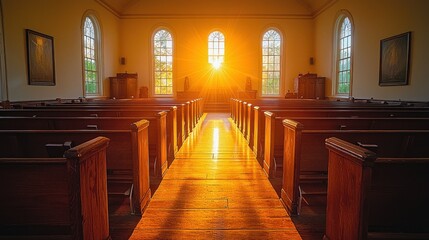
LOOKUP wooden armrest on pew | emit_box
[325,137,429,240]
[0,137,111,240]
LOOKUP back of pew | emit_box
[230,97,429,132]
[280,119,429,215]
[251,108,429,169]
[324,137,429,239]
[21,97,203,147]
[0,116,143,130]
[0,122,152,215]
[0,112,171,172]
[0,137,110,240]
[231,97,429,120]
[263,115,429,178]
[3,97,205,152]
[8,106,178,157]
[38,97,201,108]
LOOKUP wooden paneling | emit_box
[295,74,325,99]
[110,73,137,99]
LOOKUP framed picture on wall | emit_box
[379,31,411,86]
[26,29,56,86]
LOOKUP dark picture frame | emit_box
[26,29,55,86]
[379,32,411,86]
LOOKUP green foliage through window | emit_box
[83,17,99,95]
[262,30,281,95]
[336,17,352,95]
[154,29,173,95]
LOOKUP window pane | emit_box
[208,31,225,65]
[154,29,173,95]
[83,17,99,95]
[262,29,281,95]
[336,16,352,95]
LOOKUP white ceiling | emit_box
[96,0,337,18]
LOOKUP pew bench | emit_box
[251,107,429,166]
[280,119,429,216]
[0,137,111,240]
[263,115,429,178]
[0,121,151,215]
[0,112,169,179]
[324,137,429,240]
[230,97,429,139]
[0,106,179,159]
[19,97,204,147]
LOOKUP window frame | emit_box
[261,28,283,97]
[0,3,6,101]
[81,12,102,97]
[333,10,354,97]
[208,30,225,68]
[152,28,174,97]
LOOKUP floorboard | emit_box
[109,113,324,239]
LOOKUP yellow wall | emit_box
[315,0,429,101]
[119,0,312,16]
[118,17,314,97]
[3,0,428,101]
[2,0,120,101]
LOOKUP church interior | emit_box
[0,0,429,239]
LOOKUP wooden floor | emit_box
[109,113,325,239]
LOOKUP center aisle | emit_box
[129,113,302,239]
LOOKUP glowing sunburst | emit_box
[211,60,222,70]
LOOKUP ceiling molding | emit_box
[95,0,337,20]
[94,0,120,18]
[119,13,313,20]
[312,0,339,17]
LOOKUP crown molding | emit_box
[312,0,338,17]
[94,0,120,18]
[95,0,337,20]
[119,13,313,20]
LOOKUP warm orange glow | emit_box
[211,60,222,70]
[177,26,257,100]
[212,127,219,154]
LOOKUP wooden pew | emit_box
[263,114,429,178]
[251,107,429,168]
[12,105,180,157]
[324,137,429,240]
[8,98,205,149]
[0,120,152,215]
[15,97,204,153]
[33,97,204,138]
[0,110,170,173]
[246,103,254,147]
[230,98,429,156]
[233,97,429,127]
[280,119,429,215]
[0,137,111,240]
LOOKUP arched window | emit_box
[82,15,101,96]
[262,29,282,96]
[0,3,6,100]
[153,29,173,95]
[334,12,353,96]
[208,31,224,69]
